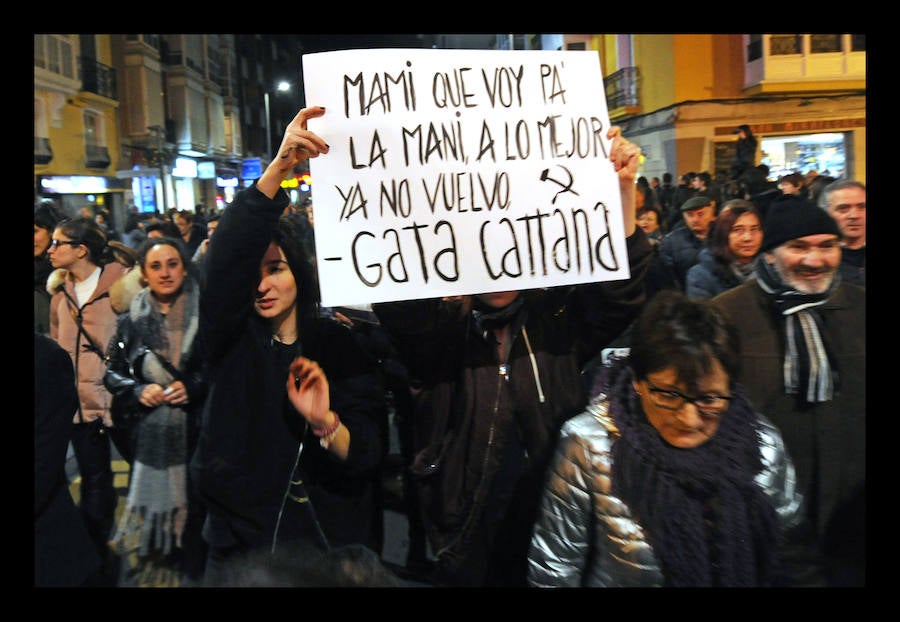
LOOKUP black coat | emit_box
[373,230,652,585]
[190,184,386,554]
[657,224,706,291]
[34,333,101,586]
[103,276,208,464]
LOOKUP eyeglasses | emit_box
[645,381,733,417]
[49,239,82,249]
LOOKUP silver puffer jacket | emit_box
[527,395,804,587]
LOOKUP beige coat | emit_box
[47,262,130,425]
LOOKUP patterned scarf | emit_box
[754,259,840,402]
[598,361,780,587]
[112,278,199,559]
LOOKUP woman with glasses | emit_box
[46,216,134,585]
[527,290,803,587]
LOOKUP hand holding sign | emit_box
[302,48,637,306]
[257,106,330,199]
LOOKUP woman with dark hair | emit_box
[34,201,66,334]
[46,216,133,584]
[189,106,387,586]
[686,199,763,299]
[103,236,208,585]
[528,290,803,587]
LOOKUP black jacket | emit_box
[373,229,652,585]
[103,276,208,464]
[35,333,101,586]
[189,184,385,554]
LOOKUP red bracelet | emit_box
[312,411,340,438]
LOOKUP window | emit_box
[770,35,802,55]
[84,110,100,146]
[747,34,763,61]
[760,133,848,179]
[810,35,841,53]
[34,34,75,79]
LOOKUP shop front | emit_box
[36,174,129,231]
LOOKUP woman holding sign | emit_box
[372,125,654,586]
[189,106,388,586]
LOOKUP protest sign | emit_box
[301,48,629,307]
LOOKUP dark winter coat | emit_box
[103,275,208,464]
[711,280,866,584]
[373,230,652,585]
[189,184,386,554]
[685,247,749,299]
[657,224,706,291]
[34,332,101,586]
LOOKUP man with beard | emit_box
[711,201,865,586]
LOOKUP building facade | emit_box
[35,34,866,234]
[566,34,866,187]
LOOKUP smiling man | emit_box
[711,200,866,587]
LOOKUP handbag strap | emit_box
[60,285,110,361]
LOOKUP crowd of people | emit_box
[35,111,865,588]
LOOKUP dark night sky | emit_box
[295,34,435,53]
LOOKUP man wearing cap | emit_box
[654,194,717,293]
[711,201,865,586]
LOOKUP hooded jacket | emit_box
[47,261,131,426]
[373,230,652,584]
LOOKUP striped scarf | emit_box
[754,259,840,403]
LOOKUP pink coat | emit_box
[47,262,130,425]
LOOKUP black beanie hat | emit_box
[34,202,65,232]
[761,200,840,252]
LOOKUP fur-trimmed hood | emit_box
[109,268,145,314]
[46,268,68,296]
[48,265,144,315]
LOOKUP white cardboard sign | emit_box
[301,48,629,307]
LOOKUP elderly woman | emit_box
[527,290,803,587]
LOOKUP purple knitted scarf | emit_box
[599,360,780,586]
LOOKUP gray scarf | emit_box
[112,277,199,558]
[754,259,840,403]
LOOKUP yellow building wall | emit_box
[35,35,121,179]
[671,34,716,102]
[632,34,675,112]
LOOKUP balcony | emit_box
[606,67,641,120]
[79,57,117,100]
[84,144,111,169]
[744,34,865,95]
[35,137,53,165]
